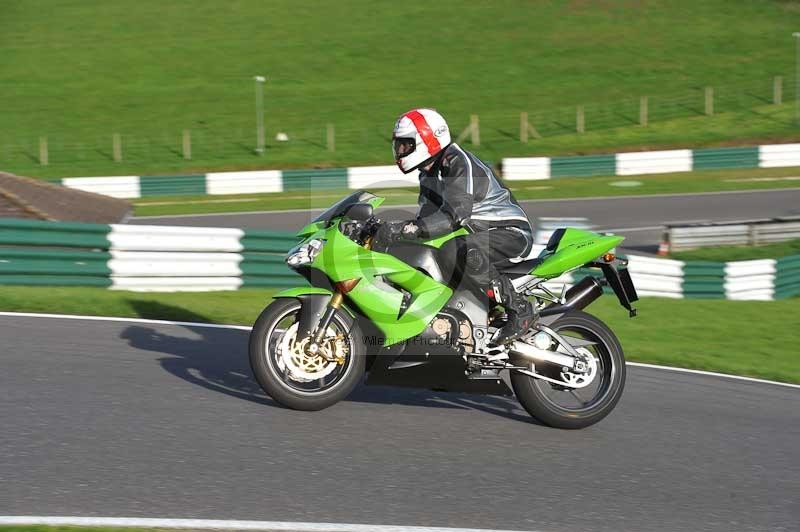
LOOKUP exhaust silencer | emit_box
[509,340,577,370]
[539,276,604,317]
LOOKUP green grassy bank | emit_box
[2,0,798,177]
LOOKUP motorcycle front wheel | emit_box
[511,310,626,429]
[249,297,365,410]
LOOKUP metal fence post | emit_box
[748,223,759,246]
[577,105,585,133]
[39,137,48,166]
[774,76,783,105]
[705,87,714,116]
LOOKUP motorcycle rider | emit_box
[375,108,535,344]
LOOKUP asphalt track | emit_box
[133,188,800,253]
[1,314,798,532]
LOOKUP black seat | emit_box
[499,257,544,277]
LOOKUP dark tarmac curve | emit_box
[133,188,800,254]
[1,315,798,532]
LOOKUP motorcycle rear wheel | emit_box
[511,310,626,429]
[249,298,365,411]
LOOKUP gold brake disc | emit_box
[278,323,349,383]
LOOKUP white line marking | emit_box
[517,187,800,204]
[132,187,800,220]
[0,516,541,532]
[0,312,797,390]
[136,198,281,207]
[133,204,419,220]
[724,176,800,182]
[596,225,664,233]
[0,312,252,331]
[133,207,330,219]
[626,362,800,390]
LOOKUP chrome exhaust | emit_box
[509,340,577,370]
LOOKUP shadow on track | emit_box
[119,300,539,425]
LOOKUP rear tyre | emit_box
[511,310,625,429]
[249,298,365,411]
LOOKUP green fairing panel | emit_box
[532,228,624,278]
[366,196,385,208]
[311,224,451,345]
[296,221,328,238]
[274,287,333,298]
[422,228,469,249]
[273,286,356,317]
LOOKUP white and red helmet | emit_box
[392,108,451,173]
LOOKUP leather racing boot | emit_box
[491,276,534,344]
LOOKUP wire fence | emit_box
[1,76,796,174]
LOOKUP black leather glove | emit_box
[373,220,420,250]
[341,220,364,240]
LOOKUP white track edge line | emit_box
[626,362,800,389]
[0,312,252,331]
[132,187,800,219]
[1,312,797,390]
[132,203,419,219]
[0,516,542,532]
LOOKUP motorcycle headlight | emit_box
[286,239,324,268]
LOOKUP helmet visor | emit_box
[393,137,416,159]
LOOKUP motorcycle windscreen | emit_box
[310,191,379,224]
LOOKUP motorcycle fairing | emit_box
[364,286,508,395]
[306,223,453,346]
[532,228,624,278]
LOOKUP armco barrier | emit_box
[52,142,800,199]
[665,218,800,252]
[1,218,799,298]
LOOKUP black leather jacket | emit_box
[415,143,534,238]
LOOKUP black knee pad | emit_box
[465,247,489,274]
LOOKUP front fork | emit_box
[303,291,345,357]
[298,234,372,357]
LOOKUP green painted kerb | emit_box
[140,174,206,196]
[282,168,348,191]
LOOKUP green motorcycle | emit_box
[249,191,638,429]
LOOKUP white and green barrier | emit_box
[49,143,800,199]
[1,218,799,299]
[502,143,795,180]
[0,218,299,291]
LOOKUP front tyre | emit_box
[249,297,365,411]
[511,310,626,429]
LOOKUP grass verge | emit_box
[670,239,800,262]
[2,0,800,178]
[133,166,800,217]
[1,286,798,384]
